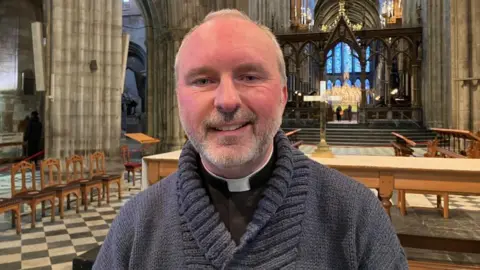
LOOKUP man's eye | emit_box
[192,78,212,86]
[239,75,259,82]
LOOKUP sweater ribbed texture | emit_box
[93,131,408,270]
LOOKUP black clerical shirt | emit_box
[198,152,276,244]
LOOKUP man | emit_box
[23,111,42,165]
[95,9,407,269]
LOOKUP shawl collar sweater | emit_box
[94,131,408,269]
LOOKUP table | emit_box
[141,152,480,217]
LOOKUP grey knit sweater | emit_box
[94,131,408,269]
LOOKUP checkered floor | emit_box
[425,194,480,211]
[0,182,139,270]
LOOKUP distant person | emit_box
[347,105,353,121]
[336,105,343,121]
[23,111,42,165]
[18,115,30,157]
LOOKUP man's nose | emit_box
[214,77,241,114]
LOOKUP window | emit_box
[326,50,333,73]
[123,0,130,9]
[345,80,352,87]
[354,78,361,88]
[335,79,342,87]
[365,79,371,89]
[326,43,371,74]
[327,80,333,89]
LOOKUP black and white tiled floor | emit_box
[0,185,139,270]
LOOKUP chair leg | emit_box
[436,195,442,209]
[49,198,55,222]
[13,208,21,235]
[75,192,80,214]
[132,170,136,186]
[84,188,89,211]
[127,171,130,183]
[67,194,71,210]
[97,187,102,207]
[443,194,449,219]
[117,180,122,200]
[59,195,64,219]
[30,202,36,229]
[400,191,407,216]
[106,182,111,204]
[41,201,45,218]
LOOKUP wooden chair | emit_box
[0,198,23,234]
[121,145,141,186]
[65,155,103,211]
[40,159,81,219]
[90,151,122,204]
[11,161,56,228]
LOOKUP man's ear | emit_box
[281,85,288,106]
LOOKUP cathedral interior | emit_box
[0,0,479,269]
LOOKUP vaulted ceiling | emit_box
[314,0,381,30]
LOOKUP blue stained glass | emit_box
[343,44,352,72]
[353,51,361,72]
[365,79,371,89]
[335,79,342,87]
[334,43,342,73]
[327,80,333,89]
[366,47,371,72]
[345,80,352,87]
[326,50,333,74]
[354,78,361,88]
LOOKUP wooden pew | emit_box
[408,261,480,270]
[285,128,302,143]
[391,132,416,157]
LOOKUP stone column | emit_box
[45,0,123,160]
[450,0,478,131]
[248,0,290,32]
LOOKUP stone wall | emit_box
[0,0,43,133]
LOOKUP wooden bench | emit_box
[285,128,302,143]
[391,132,416,157]
[291,140,304,149]
[400,129,480,218]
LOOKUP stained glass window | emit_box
[326,50,333,74]
[335,79,342,87]
[345,80,352,87]
[353,51,361,72]
[327,80,333,89]
[327,43,371,74]
[366,47,371,72]
[365,79,371,89]
[334,43,342,73]
[343,44,352,72]
[354,78,361,88]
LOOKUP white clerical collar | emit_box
[202,147,274,192]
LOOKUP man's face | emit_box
[176,18,287,169]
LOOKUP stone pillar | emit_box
[45,0,123,159]
[248,0,290,32]
[450,0,479,131]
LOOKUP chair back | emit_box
[89,151,106,177]
[10,161,36,196]
[424,139,439,157]
[65,155,86,182]
[40,158,62,189]
[120,145,130,163]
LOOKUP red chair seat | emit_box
[124,162,141,168]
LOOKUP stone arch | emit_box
[315,0,381,30]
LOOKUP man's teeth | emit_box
[215,124,245,131]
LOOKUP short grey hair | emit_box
[174,9,287,85]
